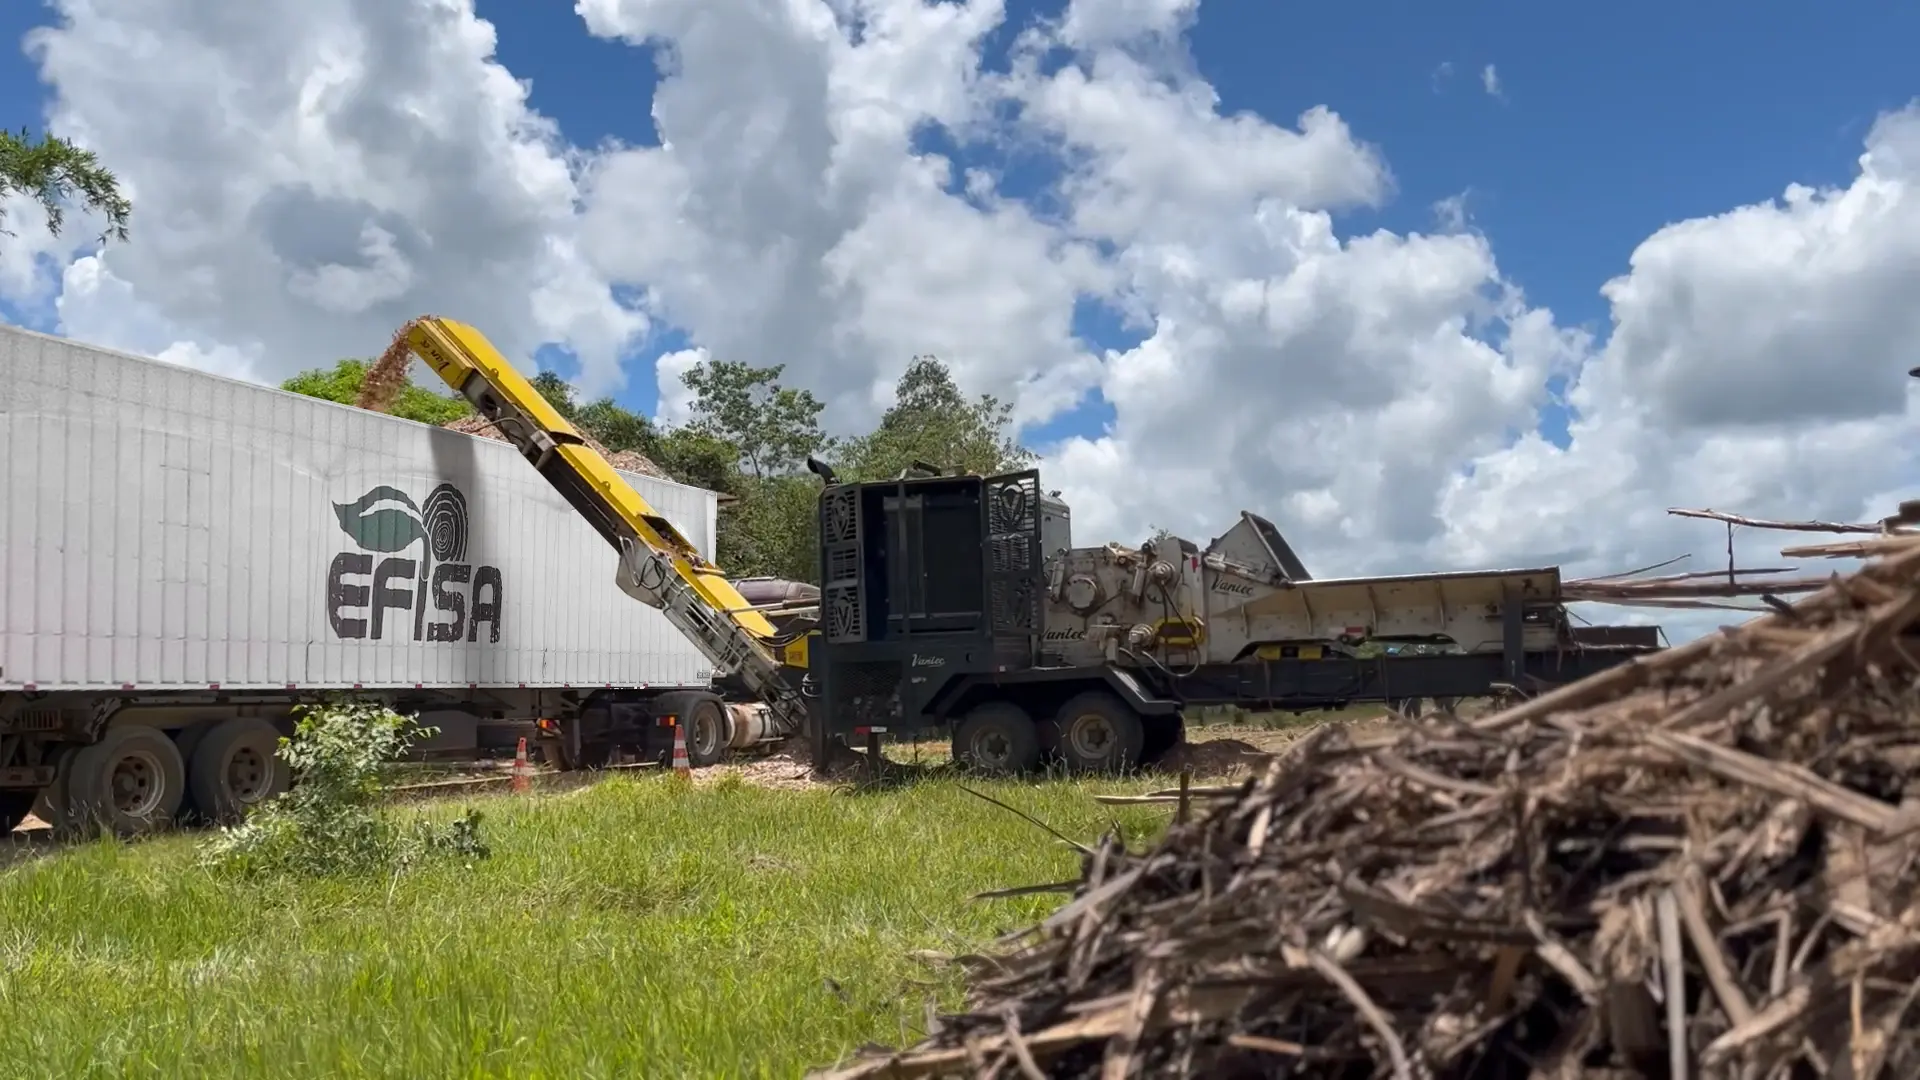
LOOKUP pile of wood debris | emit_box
[816,533,1920,1079]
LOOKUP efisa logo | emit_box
[326,482,502,643]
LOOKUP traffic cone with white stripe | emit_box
[670,721,693,780]
[511,736,532,795]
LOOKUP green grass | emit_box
[0,772,1173,1079]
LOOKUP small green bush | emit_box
[199,699,489,877]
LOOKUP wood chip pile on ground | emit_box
[816,535,1920,1079]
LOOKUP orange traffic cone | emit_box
[670,722,692,780]
[511,736,532,795]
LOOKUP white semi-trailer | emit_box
[0,323,725,835]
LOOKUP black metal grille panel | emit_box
[824,547,860,582]
[821,488,859,545]
[988,534,1032,574]
[822,587,863,641]
[989,578,1038,631]
[818,485,866,644]
[987,474,1037,534]
[983,470,1043,646]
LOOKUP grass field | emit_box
[0,769,1179,1079]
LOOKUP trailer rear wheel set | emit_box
[25,719,291,837]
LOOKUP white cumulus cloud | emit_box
[17,0,645,393]
[1440,103,1920,592]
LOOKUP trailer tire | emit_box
[189,718,290,824]
[0,789,35,834]
[684,697,728,768]
[66,725,188,837]
[952,702,1042,777]
[1047,691,1146,775]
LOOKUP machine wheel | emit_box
[952,702,1042,776]
[1047,691,1146,775]
[0,789,36,834]
[188,718,290,824]
[684,696,728,768]
[66,725,188,837]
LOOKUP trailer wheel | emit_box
[66,725,188,837]
[0,789,36,834]
[189,718,290,824]
[1048,691,1146,775]
[685,697,728,768]
[952,702,1041,776]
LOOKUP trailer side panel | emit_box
[1,323,716,694]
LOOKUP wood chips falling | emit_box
[353,318,421,415]
[814,534,1920,1080]
[356,316,673,480]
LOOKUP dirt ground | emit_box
[6,712,1394,840]
[687,709,1396,792]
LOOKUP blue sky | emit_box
[4,0,1914,449]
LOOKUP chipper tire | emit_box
[1046,690,1146,775]
[952,702,1042,777]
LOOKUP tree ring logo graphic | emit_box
[421,484,469,563]
[326,481,500,645]
[332,482,468,565]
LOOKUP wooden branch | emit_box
[1667,507,1883,534]
[1783,536,1920,560]
[1565,576,1833,600]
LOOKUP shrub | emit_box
[199,700,489,877]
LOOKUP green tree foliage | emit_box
[672,358,835,582]
[281,359,474,427]
[681,359,833,479]
[719,475,822,583]
[529,370,579,415]
[837,356,1034,481]
[647,428,740,498]
[528,370,667,458]
[0,128,132,245]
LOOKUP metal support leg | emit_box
[1501,588,1525,691]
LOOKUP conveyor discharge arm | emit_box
[390,316,809,738]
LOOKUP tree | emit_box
[836,356,1033,481]
[664,357,835,582]
[0,128,132,245]
[527,370,664,457]
[647,428,740,497]
[529,370,578,416]
[281,360,473,427]
[717,474,820,583]
[680,359,833,479]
